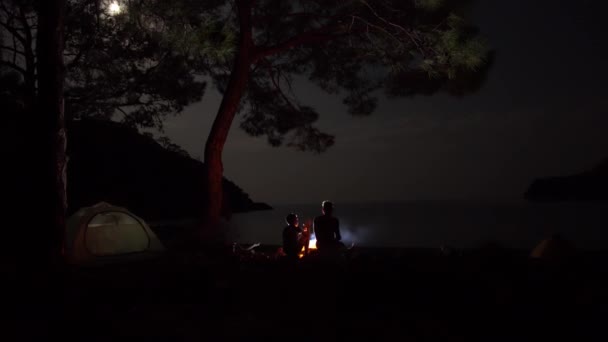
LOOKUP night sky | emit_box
[162,0,608,205]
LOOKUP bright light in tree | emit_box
[108,1,122,15]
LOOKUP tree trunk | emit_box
[35,0,67,264]
[202,0,254,235]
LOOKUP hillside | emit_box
[67,119,271,220]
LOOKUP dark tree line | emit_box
[0,0,68,263]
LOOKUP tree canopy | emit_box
[3,0,492,147]
[63,0,213,131]
[199,0,492,152]
[1,0,211,134]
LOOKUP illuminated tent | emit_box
[65,202,165,264]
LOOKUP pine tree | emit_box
[198,0,493,231]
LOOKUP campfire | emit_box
[298,223,317,258]
[308,237,317,250]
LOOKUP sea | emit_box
[223,201,608,251]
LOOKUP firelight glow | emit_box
[108,2,122,15]
[308,237,317,250]
[297,236,318,259]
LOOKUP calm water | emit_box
[224,201,608,250]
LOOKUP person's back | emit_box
[313,201,342,253]
[313,215,339,244]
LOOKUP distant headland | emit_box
[525,158,608,202]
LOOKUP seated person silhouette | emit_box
[313,201,344,256]
[282,213,307,260]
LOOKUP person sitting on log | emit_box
[282,213,308,260]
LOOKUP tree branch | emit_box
[0,20,27,46]
[0,44,25,57]
[12,33,18,64]
[116,106,129,118]
[281,71,296,98]
[0,2,28,45]
[0,1,18,20]
[253,11,338,26]
[18,4,35,63]
[359,0,425,56]
[253,25,341,62]
[143,50,170,76]
[65,46,86,70]
[0,60,27,75]
[351,15,404,48]
[17,4,34,46]
[261,59,298,112]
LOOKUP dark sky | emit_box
[162,0,608,205]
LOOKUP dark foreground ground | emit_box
[6,245,608,341]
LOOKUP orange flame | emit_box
[298,238,317,258]
[297,223,317,258]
